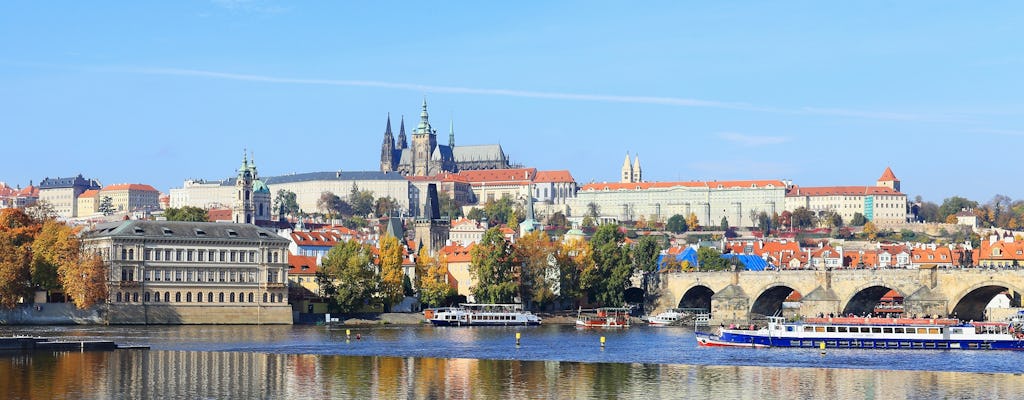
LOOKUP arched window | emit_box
[230,293,235,302]
[186,292,192,302]
[219,293,224,302]
[116,292,122,302]
[175,292,181,302]
[208,293,214,303]
[196,292,203,303]
[121,248,127,260]
[144,292,151,302]
[128,249,134,260]
[263,293,268,302]
[248,293,254,303]
[153,292,160,302]
[132,293,138,302]
[238,292,245,303]
[164,292,170,302]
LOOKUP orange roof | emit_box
[104,183,159,192]
[0,183,14,197]
[878,167,899,182]
[17,185,38,197]
[287,253,319,275]
[207,208,232,221]
[291,231,349,247]
[457,168,537,184]
[406,172,470,183]
[79,189,100,199]
[580,179,785,192]
[440,243,475,263]
[786,185,902,197]
[534,170,575,183]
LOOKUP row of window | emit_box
[797,325,941,334]
[124,268,280,283]
[113,291,284,304]
[118,248,281,264]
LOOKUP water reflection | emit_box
[2,350,1023,399]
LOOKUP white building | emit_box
[784,167,907,225]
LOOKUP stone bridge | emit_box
[636,268,1024,324]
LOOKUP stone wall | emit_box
[0,304,104,325]
[0,303,292,325]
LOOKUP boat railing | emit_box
[803,317,960,326]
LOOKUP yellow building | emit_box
[102,183,161,213]
[76,189,100,217]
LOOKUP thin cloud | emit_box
[113,66,952,122]
[718,132,790,147]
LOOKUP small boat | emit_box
[647,309,686,326]
[427,304,541,326]
[576,307,631,328]
[696,316,1024,350]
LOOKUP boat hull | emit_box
[430,320,541,327]
[696,331,1024,350]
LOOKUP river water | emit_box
[2,324,1024,399]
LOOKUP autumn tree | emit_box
[686,213,700,231]
[31,220,80,291]
[507,209,520,231]
[60,252,108,309]
[553,237,595,305]
[514,231,557,309]
[863,221,879,241]
[416,248,456,307]
[320,240,379,313]
[164,206,208,222]
[0,209,38,308]
[588,224,633,306]
[377,234,405,309]
[374,196,399,217]
[469,227,518,303]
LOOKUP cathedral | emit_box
[380,99,511,176]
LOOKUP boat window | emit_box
[928,328,939,334]
[826,327,836,333]
[815,327,825,333]
[786,326,794,332]
[893,328,904,334]
[883,328,893,334]
[837,327,848,333]
[872,327,882,333]
[804,327,814,332]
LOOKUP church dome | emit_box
[253,179,270,194]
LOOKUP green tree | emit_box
[850,212,868,226]
[374,196,399,217]
[588,224,633,306]
[633,235,661,300]
[720,216,729,231]
[481,197,516,227]
[587,202,601,219]
[696,247,730,271]
[666,214,688,234]
[508,210,520,231]
[938,196,979,221]
[469,228,519,303]
[438,191,464,220]
[164,206,208,222]
[376,234,405,309]
[319,240,379,313]
[466,207,485,222]
[756,211,772,233]
[348,184,375,216]
[98,196,115,216]
[791,207,817,229]
[317,192,351,219]
[274,190,301,217]
[581,216,596,231]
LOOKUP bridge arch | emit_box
[951,282,1023,321]
[623,287,645,305]
[678,285,714,311]
[750,285,801,318]
[841,284,906,316]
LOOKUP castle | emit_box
[380,99,511,176]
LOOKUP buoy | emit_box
[600,336,606,348]
[819,341,826,355]
[356,334,361,340]
[346,329,351,339]
[515,332,521,346]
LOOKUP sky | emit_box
[1,1,1022,203]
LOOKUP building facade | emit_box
[784,167,907,225]
[380,99,511,176]
[81,220,292,324]
[38,175,101,218]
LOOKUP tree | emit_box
[98,196,115,216]
[376,234,405,309]
[633,235,661,298]
[438,191,464,220]
[417,248,456,307]
[554,237,595,305]
[317,192,349,219]
[466,207,485,222]
[548,211,569,230]
[507,210,520,231]
[164,206,208,222]
[23,200,56,222]
[850,212,868,227]
[374,196,399,217]
[791,207,817,229]
[720,216,729,231]
[469,228,519,303]
[778,211,792,230]
[696,247,730,271]
[274,190,301,217]
[348,185,375,216]
[31,220,80,291]
[863,221,879,241]
[515,231,557,308]
[320,240,378,313]
[666,214,688,234]
[938,196,979,221]
[686,213,700,231]
[756,211,772,233]
[588,224,633,306]
[0,209,39,308]
[581,216,596,231]
[586,202,601,219]
[916,200,940,222]
[481,197,516,227]
[820,211,842,229]
[60,252,108,309]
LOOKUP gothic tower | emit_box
[414,183,450,255]
[620,153,633,183]
[632,154,642,183]
[449,118,455,148]
[380,114,396,172]
[397,116,408,149]
[877,167,901,192]
[411,98,437,176]
[233,152,255,224]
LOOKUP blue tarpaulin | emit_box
[658,247,775,271]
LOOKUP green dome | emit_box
[253,179,270,194]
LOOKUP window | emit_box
[208,293,214,302]
[144,293,151,302]
[248,293,254,302]
[263,293,268,302]
[198,251,204,262]
[187,250,193,261]
[230,293,236,302]
[175,270,182,282]
[230,252,236,262]
[163,292,169,302]
[197,292,203,303]
[219,293,224,302]
[220,251,226,262]
[186,292,192,302]
[187,270,193,282]
[128,249,134,260]
[145,250,151,261]
[121,249,127,260]
[116,292,122,302]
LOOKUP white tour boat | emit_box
[426,304,541,326]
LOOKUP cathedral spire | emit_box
[397,115,407,149]
[620,152,633,183]
[416,97,432,134]
[449,116,455,148]
[381,113,396,172]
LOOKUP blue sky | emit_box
[1,1,1022,202]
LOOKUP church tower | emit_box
[449,118,455,148]
[632,154,642,183]
[397,116,408,149]
[380,114,396,172]
[411,98,437,176]
[233,151,255,224]
[414,184,450,255]
[877,167,901,192]
[620,153,633,183]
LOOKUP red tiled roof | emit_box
[406,172,470,183]
[17,186,38,197]
[0,183,15,197]
[581,180,786,192]
[291,231,349,247]
[786,185,902,197]
[104,183,159,192]
[878,167,899,182]
[534,170,575,183]
[440,243,475,263]
[79,189,100,199]
[457,168,538,184]
[288,253,319,275]
[207,208,232,221]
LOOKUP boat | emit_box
[647,308,710,326]
[576,307,631,328]
[426,304,541,326]
[696,316,1024,350]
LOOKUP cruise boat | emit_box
[426,304,541,326]
[576,307,631,328]
[696,316,1024,350]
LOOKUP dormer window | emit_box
[133,227,145,235]
[162,227,173,236]
[194,228,206,237]
[258,232,269,238]
[226,229,238,237]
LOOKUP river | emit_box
[2,324,1023,399]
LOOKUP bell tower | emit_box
[233,151,255,224]
[380,114,396,172]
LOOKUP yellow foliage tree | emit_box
[60,252,108,309]
[377,233,405,308]
[945,214,958,224]
[686,213,700,231]
[0,209,39,308]
[418,247,455,307]
[31,220,80,291]
[863,221,879,241]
